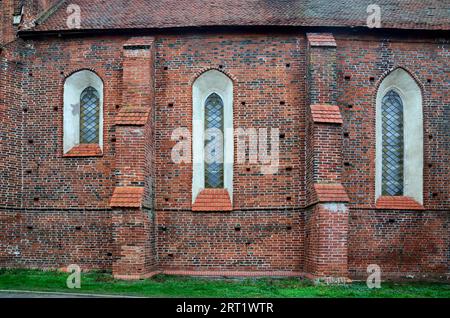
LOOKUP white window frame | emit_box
[63,70,104,154]
[192,70,233,203]
[375,68,423,204]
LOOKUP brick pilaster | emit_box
[111,37,156,279]
[305,33,350,280]
[305,203,349,278]
[306,33,338,105]
[1,0,17,44]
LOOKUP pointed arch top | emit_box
[374,66,424,95]
[375,67,423,108]
[190,68,237,86]
[64,68,104,85]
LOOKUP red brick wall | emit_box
[307,43,337,105]
[1,36,123,271]
[112,207,156,278]
[15,36,125,209]
[154,33,307,210]
[0,209,113,270]
[337,34,449,278]
[143,114,156,209]
[305,204,349,277]
[115,126,147,187]
[152,34,307,273]
[157,210,303,271]
[311,123,344,184]
[0,0,14,45]
[0,31,448,278]
[0,44,23,207]
[348,209,449,279]
[336,34,450,210]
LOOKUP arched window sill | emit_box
[375,196,424,210]
[63,144,103,157]
[192,189,232,212]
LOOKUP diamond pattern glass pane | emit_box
[204,93,224,188]
[80,87,100,144]
[381,90,404,196]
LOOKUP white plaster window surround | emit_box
[63,70,104,154]
[375,68,423,204]
[192,70,233,203]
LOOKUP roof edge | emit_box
[16,24,450,39]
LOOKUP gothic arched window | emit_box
[80,86,100,144]
[63,70,104,155]
[204,93,224,188]
[375,68,423,205]
[192,69,234,204]
[381,90,404,196]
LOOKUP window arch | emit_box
[63,70,103,154]
[375,68,423,204]
[192,70,233,202]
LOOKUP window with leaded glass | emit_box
[381,90,404,196]
[204,93,224,188]
[80,86,100,144]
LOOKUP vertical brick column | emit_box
[306,33,338,105]
[0,45,24,207]
[1,0,16,44]
[305,33,350,280]
[111,37,157,279]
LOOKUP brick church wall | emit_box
[0,43,23,207]
[0,209,113,270]
[304,204,349,277]
[336,34,449,210]
[0,0,15,45]
[336,33,449,278]
[0,36,124,270]
[0,30,448,278]
[16,36,124,209]
[153,34,307,272]
[112,207,156,278]
[154,33,306,210]
[157,209,303,271]
[348,209,449,279]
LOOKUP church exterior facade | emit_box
[0,1,448,281]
